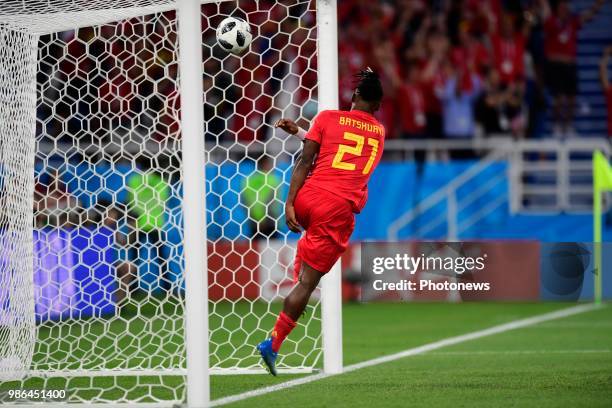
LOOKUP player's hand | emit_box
[274,118,299,135]
[285,204,301,233]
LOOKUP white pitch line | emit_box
[211,303,603,407]
[532,321,612,328]
[429,349,610,356]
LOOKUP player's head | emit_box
[351,67,383,113]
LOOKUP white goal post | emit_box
[316,0,343,377]
[177,1,209,406]
[0,0,341,406]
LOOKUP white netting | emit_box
[201,0,319,373]
[0,1,177,34]
[0,0,320,405]
[0,27,38,383]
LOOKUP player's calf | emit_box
[258,263,323,375]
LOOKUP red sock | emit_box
[271,312,297,353]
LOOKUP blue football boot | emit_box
[257,338,278,376]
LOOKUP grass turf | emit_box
[2,302,610,406]
[223,303,612,407]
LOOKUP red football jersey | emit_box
[544,15,580,60]
[303,109,385,213]
[491,33,526,85]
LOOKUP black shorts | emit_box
[545,60,578,97]
[425,112,443,139]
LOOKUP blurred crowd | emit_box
[16,0,612,291]
[29,0,611,239]
[36,0,320,147]
[34,0,611,153]
[338,0,606,142]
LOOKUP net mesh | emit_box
[0,27,38,383]
[0,1,177,34]
[0,0,321,404]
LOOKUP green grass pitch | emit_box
[2,302,610,407]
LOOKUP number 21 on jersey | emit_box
[331,132,379,175]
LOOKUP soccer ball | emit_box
[216,17,252,55]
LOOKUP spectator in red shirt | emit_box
[399,61,427,139]
[599,45,612,137]
[373,34,401,135]
[450,23,491,79]
[540,0,604,137]
[476,68,527,138]
[399,61,427,170]
[420,28,449,140]
[490,13,527,86]
[466,0,502,37]
[230,53,273,142]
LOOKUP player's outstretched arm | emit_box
[285,139,320,232]
[274,118,307,141]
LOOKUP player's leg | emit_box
[272,262,323,349]
[551,95,563,136]
[546,60,563,137]
[561,62,578,135]
[257,262,323,376]
[257,186,353,375]
[283,261,324,320]
[562,93,576,135]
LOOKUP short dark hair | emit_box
[354,68,383,103]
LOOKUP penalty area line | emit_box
[211,303,603,407]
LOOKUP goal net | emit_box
[0,0,327,405]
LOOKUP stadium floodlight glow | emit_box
[0,0,341,406]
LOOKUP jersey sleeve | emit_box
[304,111,327,144]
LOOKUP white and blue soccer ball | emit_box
[216,17,252,55]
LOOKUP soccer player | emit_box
[257,68,385,375]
